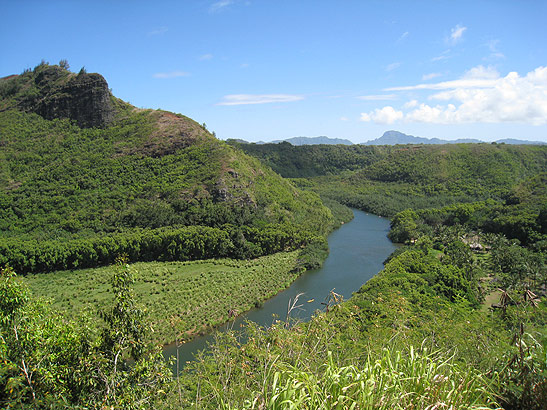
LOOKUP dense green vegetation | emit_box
[388,173,547,247]
[24,252,307,345]
[1,64,546,409]
[0,222,325,274]
[0,64,334,274]
[1,262,172,409]
[171,202,546,409]
[229,140,547,216]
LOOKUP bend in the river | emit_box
[165,209,395,370]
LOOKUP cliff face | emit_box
[1,64,114,128]
[34,72,114,128]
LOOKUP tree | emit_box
[0,267,82,407]
[59,59,70,70]
[388,209,418,243]
[87,257,172,408]
[0,262,172,409]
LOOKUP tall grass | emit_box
[229,348,499,410]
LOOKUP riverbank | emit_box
[25,210,395,363]
[164,210,396,368]
[172,210,544,409]
[24,251,306,346]
[23,202,355,348]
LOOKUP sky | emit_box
[2,0,547,143]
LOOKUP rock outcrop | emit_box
[1,64,115,128]
[34,71,114,128]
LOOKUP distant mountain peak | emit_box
[363,130,545,145]
[270,136,354,145]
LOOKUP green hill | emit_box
[228,140,547,216]
[0,63,333,273]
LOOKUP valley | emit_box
[0,63,545,409]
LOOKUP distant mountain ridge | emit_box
[231,132,545,146]
[363,130,546,146]
[270,136,353,145]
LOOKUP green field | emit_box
[24,251,301,345]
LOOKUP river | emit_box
[164,209,395,371]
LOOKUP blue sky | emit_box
[2,0,547,143]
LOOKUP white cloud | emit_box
[153,71,190,79]
[386,62,401,72]
[422,72,442,81]
[367,66,547,125]
[431,50,451,62]
[209,0,234,12]
[360,106,403,124]
[464,65,499,79]
[484,39,505,60]
[386,66,500,91]
[357,94,396,101]
[359,113,371,122]
[403,100,419,109]
[217,94,304,106]
[199,54,213,61]
[449,24,467,44]
[340,116,349,121]
[398,31,409,42]
[148,26,168,36]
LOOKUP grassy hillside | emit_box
[229,141,547,216]
[0,64,334,273]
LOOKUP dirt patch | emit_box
[481,289,502,313]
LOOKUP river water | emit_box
[164,209,395,370]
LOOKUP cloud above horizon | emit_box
[360,106,403,124]
[386,62,401,72]
[422,72,442,81]
[153,71,190,79]
[360,66,547,125]
[449,24,467,44]
[217,94,304,106]
[357,94,396,101]
[397,31,409,42]
[209,0,234,12]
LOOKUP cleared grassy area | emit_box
[24,251,301,345]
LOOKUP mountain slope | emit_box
[364,130,481,145]
[229,140,547,216]
[0,63,333,272]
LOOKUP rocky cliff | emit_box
[1,63,114,128]
[34,71,114,128]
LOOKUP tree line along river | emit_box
[164,209,395,371]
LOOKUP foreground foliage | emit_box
[260,349,497,410]
[0,261,173,409]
